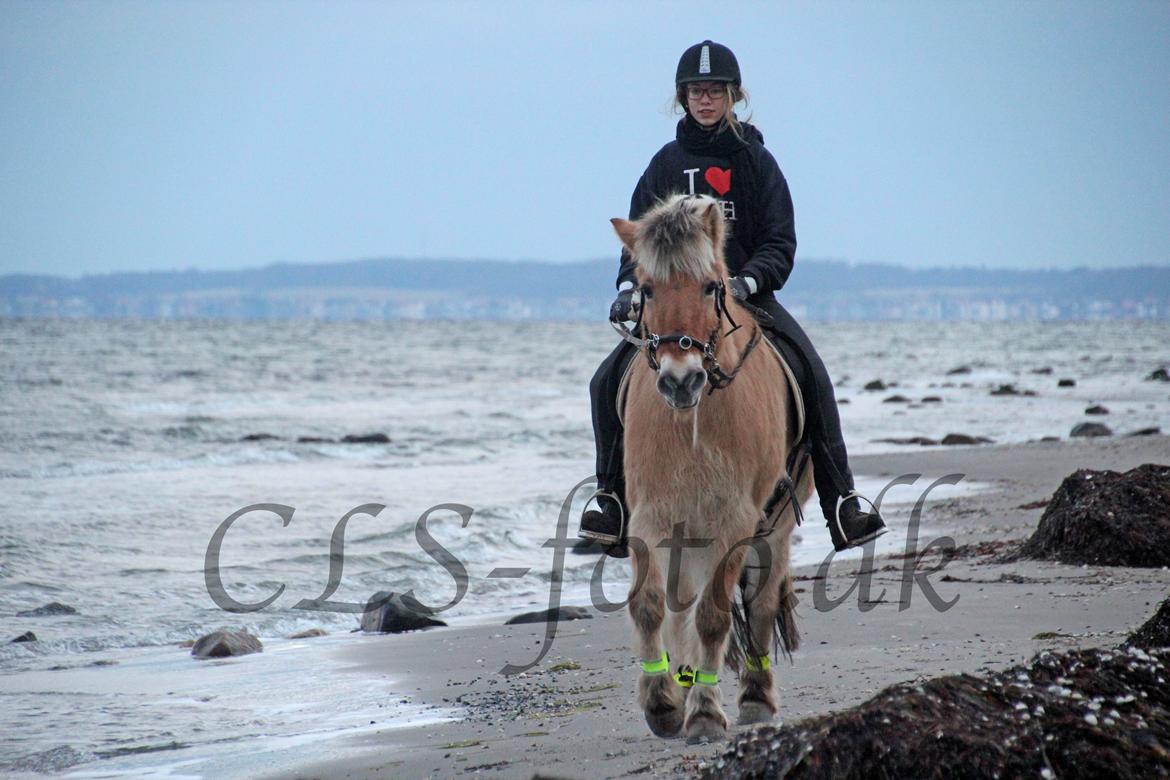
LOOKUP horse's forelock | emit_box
[635,195,719,282]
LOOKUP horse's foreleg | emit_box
[684,544,743,743]
[629,540,684,738]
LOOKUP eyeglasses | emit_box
[686,84,727,101]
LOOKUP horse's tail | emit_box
[727,558,801,673]
[727,456,810,671]
[776,572,801,656]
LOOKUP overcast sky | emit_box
[2,0,1168,277]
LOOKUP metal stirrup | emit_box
[584,488,627,540]
[832,490,879,543]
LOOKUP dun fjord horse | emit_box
[611,194,812,742]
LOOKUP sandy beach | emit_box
[251,433,1170,780]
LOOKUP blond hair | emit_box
[673,82,753,140]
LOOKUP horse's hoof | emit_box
[641,673,685,738]
[645,703,684,738]
[736,700,776,725]
[684,714,727,744]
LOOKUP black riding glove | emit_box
[609,289,637,323]
[729,276,754,302]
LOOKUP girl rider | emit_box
[580,40,886,553]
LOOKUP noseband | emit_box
[611,280,762,393]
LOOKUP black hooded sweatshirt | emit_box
[615,115,796,296]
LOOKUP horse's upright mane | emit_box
[635,194,721,282]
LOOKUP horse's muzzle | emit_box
[657,368,708,409]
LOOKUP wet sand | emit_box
[263,434,1170,780]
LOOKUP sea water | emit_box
[1,318,1167,775]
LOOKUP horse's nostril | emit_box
[685,370,708,395]
[657,369,706,407]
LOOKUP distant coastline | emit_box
[3,258,1167,321]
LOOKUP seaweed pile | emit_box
[698,598,1170,779]
[1018,463,1170,567]
[1125,597,1170,651]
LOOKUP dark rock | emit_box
[288,628,327,639]
[921,396,942,403]
[360,591,446,633]
[240,433,279,442]
[1017,464,1170,567]
[17,602,78,617]
[1070,422,1112,438]
[862,379,887,391]
[990,384,1021,396]
[836,398,850,405]
[1085,405,1109,415]
[881,395,911,404]
[1023,390,1038,397]
[11,631,37,643]
[191,630,262,658]
[1057,378,1076,387]
[945,365,972,375]
[1124,596,1170,650]
[940,433,993,446]
[342,433,391,444]
[1146,367,1170,382]
[700,645,1170,780]
[1126,427,1162,437]
[296,436,335,443]
[1031,367,1054,375]
[873,437,938,446]
[1040,436,1061,442]
[505,606,593,626]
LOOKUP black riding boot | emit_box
[580,340,637,549]
[748,295,887,551]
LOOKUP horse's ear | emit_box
[611,218,638,254]
[703,200,725,249]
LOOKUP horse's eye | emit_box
[641,286,654,300]
[704,281,719,296]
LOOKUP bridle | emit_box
[611,279,761,393]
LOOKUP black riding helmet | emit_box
[675,40,741,86]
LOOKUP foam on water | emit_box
[1,634,455,778]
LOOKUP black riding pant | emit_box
[589,296,855,521]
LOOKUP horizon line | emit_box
[5,255,1170,282]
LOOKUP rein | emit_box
[611,280,761,394]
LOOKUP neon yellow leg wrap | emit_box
[693,669,719,686]
[641,650,669,675]
[744,655,771,672]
